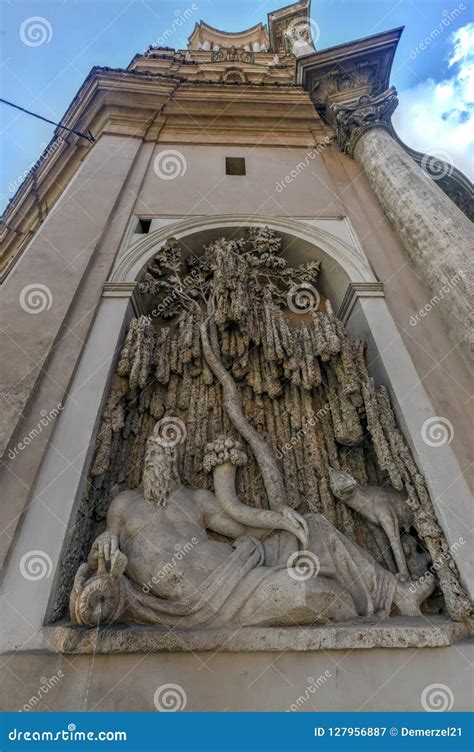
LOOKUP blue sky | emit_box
[1,0,473,212]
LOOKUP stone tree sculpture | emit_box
[62,228,471,624]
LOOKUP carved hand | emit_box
[91,532,119,564]
[282,507,309,548]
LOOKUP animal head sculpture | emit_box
[329,468,358,500]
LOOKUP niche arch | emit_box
[3,218,463,641]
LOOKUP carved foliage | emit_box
[53,228,471,622]
[332,86,399,155]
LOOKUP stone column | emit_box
[332,87,473,366]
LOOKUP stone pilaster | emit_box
[333,89,473,365]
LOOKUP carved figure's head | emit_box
[329,468,358,499]
[143,421,181,507]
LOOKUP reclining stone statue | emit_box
[70,426,434,628]
[329,468,415,581]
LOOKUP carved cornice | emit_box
[296,26,402,130]
[211,46,255,64]
[102,282,144,316]
[331,87,398,156]
[337,282,384,323]
[0,66,325,280]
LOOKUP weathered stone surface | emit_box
[2,638,473,711]
[48,615,471,654]
[353,127,473,365]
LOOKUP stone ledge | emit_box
[45,616,470,654]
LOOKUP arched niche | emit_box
[2,218,472,653]
[112,215,377,315]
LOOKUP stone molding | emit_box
[211,46,255,64]
[331,86,398,156]
[337,281,385,323]
[110,214,378,290]
[47,615,470,654]
[1,67,324,280]
[102,282,144,316]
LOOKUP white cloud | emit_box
[393,22,474,179]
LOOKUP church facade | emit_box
[0,1,472,712]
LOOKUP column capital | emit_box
[331,86,398,156]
